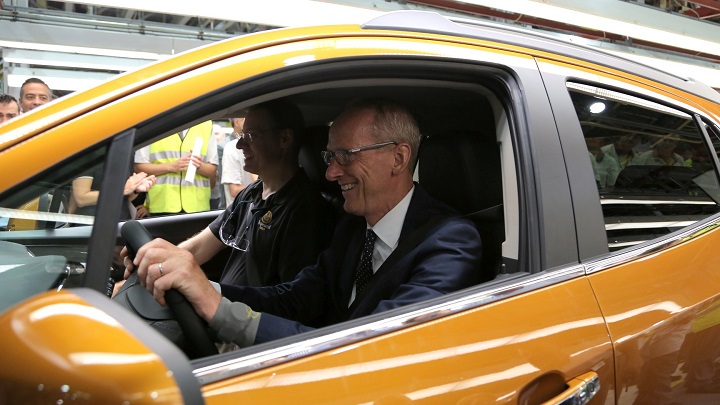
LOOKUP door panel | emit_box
[201,275,613,404]
[536,55,720,403]
[588,226,720,404]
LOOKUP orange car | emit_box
[2,10,720,404]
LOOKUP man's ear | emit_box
[392,143,412,174]
[278,129,294,148]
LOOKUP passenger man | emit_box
[128,98,482,347]
[127,100,334,288]
[19,78,52,112]
[0,94,20,124]
[134,121,218,215]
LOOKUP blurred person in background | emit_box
[19,78,52,113]
[0,94,20,124]
[212,121,236,210]
[134,121,218,215]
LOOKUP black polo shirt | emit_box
[209,169,334,286]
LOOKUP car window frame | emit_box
[126,58,577,374]
[541,67,720,264]
[97,56,552,365]
[3,52,579,379]
[83,129,137,292]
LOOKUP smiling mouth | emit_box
[340,183,356,192]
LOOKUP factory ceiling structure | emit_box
[1,0,720,96]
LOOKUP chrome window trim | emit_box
[605,219,701,230]
[600,198,716,206]
[193,265,585,385]
[585,214,720,274]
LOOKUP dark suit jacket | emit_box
[220,185,482,344]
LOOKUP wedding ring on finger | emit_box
[158,262,164,277]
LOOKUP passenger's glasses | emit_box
[321,141,397,165]
[235,128,277,144]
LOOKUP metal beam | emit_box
[411,0,720,63]
[49,0,385,26]
[6,66,116,92]
[3,48,148,71]
[0,10,215,56]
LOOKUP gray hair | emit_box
[343,98,421,172]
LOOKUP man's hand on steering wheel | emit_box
[130,238,222,322]
[119,220,220,359]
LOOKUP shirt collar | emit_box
[369,185,415,250]
[253,168,308,205]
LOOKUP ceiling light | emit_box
[589,102,606,114]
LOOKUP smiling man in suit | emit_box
[131,98,482,347]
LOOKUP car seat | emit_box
[417,130,504,282]
[299,125,344,215]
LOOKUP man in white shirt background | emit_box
[222,117,257,207]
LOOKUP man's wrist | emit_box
[209,297,261,347]
[198,289,222,322]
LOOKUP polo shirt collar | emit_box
[255,168,308,205]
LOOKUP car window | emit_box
[135,121,223,216]
[703,120,720,164]
[0,145,109,312]
[568,82,720,251]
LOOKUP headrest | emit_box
[299,125,343,207]
[299,125,330,186]
[418,130,502,215]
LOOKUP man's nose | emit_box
[325,159,342,182]
[236,138,249,149]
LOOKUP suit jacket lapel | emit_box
[347,186,430,317]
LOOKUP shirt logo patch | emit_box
[259,210,273,230]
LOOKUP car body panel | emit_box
[535,52,720,402]
[2,10,720,404]
[200,274,611,404]
[588,226,720,403]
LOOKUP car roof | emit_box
[2,10,718,152]
[362,11,720,105]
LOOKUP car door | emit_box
[156,27,612,404]
[540,57,720,404]
[1,15,615,404]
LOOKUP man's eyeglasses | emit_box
[321,141,397,165]
[234,128,277,144]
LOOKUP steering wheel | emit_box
[119,220,218,359]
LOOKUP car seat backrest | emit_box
[417,130,504,282]
[299,125,344,214]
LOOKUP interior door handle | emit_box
[540,372,600,405]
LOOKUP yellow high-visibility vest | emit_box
[147,121,212,213]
